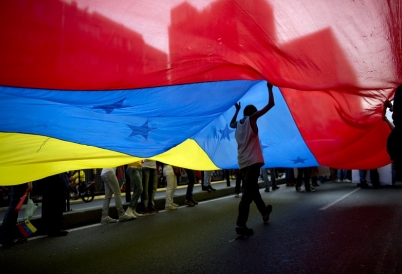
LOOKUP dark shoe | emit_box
[263,205,273,223]
[48,230,69,237]
[149,207,159,214]
[312,183,319,187]
[208,185,216,191]
[264,188,270,192]
[272,186,280,190]
[2,237,27,246]
[185,200,195,207]
[190,199,199,205]
[357,182,370,188]
[235,226,254,236]
[202,186,211,192]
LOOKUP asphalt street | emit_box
[1,181,402,274]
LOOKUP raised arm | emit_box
[230,102,241,128]
[249,82,275,130]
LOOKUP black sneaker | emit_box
[272,186,280,190]
[208,185,216,191]
[235,226,254,236]
[263,205,273,223]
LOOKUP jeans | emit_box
[296,167,312,189]
[337,169,347,180]
[204,171,212,187]
[285,168,295,184]
[101,171,124,218]
[236,163,268,227]
[142,167,157,209]
[126,166,143,212]
[0,184,26,244]
[184,169,195,200]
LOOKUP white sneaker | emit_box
[344,179,351,183]
[165,205,178,211]
[101,216,117,224]
[118,214,135,222]
[172,203,179,207]
[133,211,144,217]
[125,207,137,218]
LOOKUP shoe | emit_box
[125,207,137,218]
[172,203,179,207]
[190,199,199,205]
[1,237,28,246]
[165,205,178,211]
[48,230,69,237]
[295,186,304,192]
[272,186,280,190]
[357,182,370,188]
[185,200,195,207]
[305,187,316,192]
[149,207,159,214]
[263,205,273,223]
[235,226,254,236]
[337,179,341,182]
[344,179,351,183]
[264,188,270,192]
[118,214,135,222]
[208,185,216,191]
[202,186,211,192]
[312,183,319,187]
[101,216,117,224]
[235,193,240,198]
[133,211,144,217]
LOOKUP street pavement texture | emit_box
[1,181,402,274]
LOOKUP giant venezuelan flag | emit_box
[0,0,401,185]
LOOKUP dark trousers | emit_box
[236,164,267,227]
[41,174,68,233]
[0,184,27,244]
[235,171,243,194]
[296,167,312,189]
[184,169,195,200]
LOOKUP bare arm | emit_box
[230,102,241,128]
[249,82,275,131]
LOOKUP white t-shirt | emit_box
[142,160,156,169]
[235,117,264,169]
[101,167,116,176]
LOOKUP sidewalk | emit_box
[0,178,285,230]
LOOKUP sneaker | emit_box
[337,179,341,182]
[172,203,179,207]
[125,207,137,218]
[263,205,273,223]
[264,188,270,192]
[185,200,195,207]
[235,226,254,236]
[118,214,135,222]
[357,182,370,188]
[306,187,316,192]
[190,199,199,205]
[133,211,144,217]
[208,185,216,191]
[149,207,159,214]
[165,205,178,211]
[101,216,117,224]
[272,186,280,190]
[295,186,304,192]
[202,186,211,192]
[344,179,351,183]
